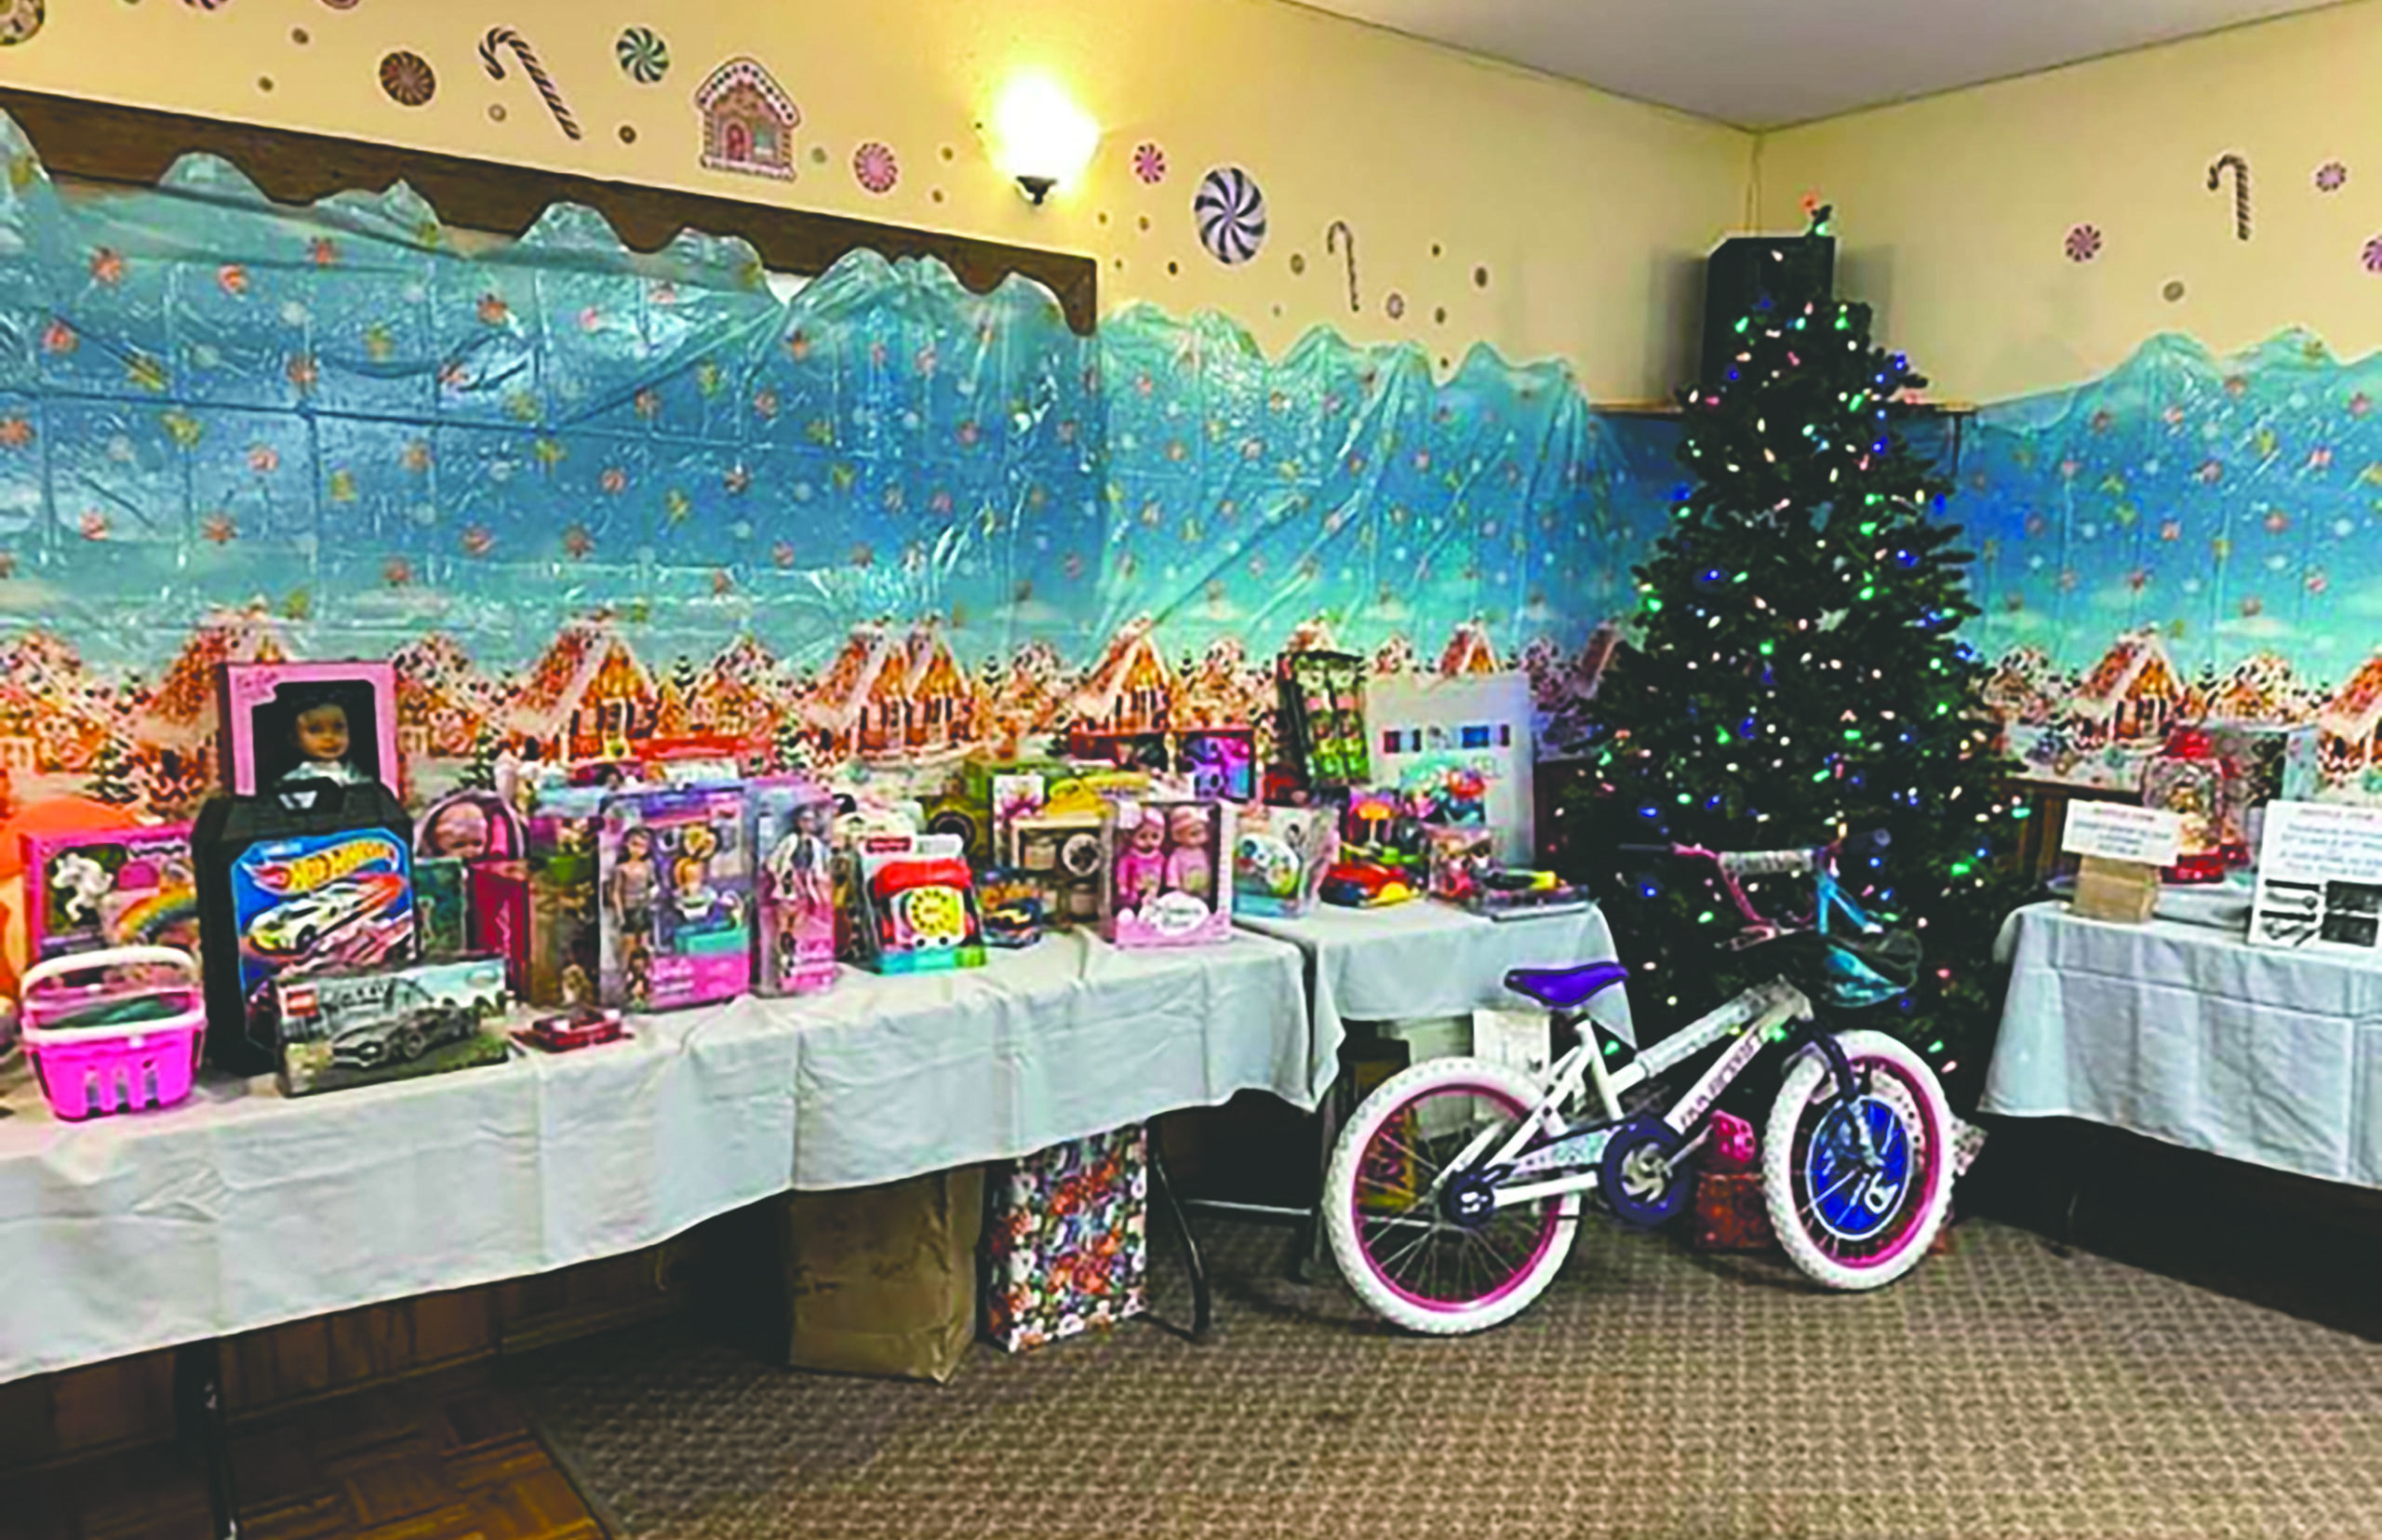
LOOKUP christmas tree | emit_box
[1569,258,2022,1105]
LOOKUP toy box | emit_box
[479,786,608,1010]
[829,794,922,962]
[1368,670,1535,864]
[854,833,987,974]
[218,660,402,800]
[24,824,200,964]
[1008,816,1109,928]
[193,782,416,1075]
[1425,825,1591,919]
[1232,805,1339,918]
[976,867,1050,947]
[274,957,511,1097]
[984,1123,1148,1353]
[754,779,837,998]
[1277,650,1371,790]
[598,784,752,1011]
[413,856,471,959]
[1104,797,1235,946]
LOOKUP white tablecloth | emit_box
[1985,903,2382,1189]
[1237,900,1634,1091]
[0,930,1314,1385]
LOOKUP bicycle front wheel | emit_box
[1763,1030,1954,1291]
[1323,1057,1578,1335]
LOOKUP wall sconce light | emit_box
[983,74,1100,207]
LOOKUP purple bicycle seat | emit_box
[1504,962,1630,1011]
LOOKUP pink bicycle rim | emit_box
[1354,1079,1562,1316]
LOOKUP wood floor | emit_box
[0,1368,607,1540]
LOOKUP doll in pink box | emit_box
[1114,813,1169,910]
[1161,805,1214,901]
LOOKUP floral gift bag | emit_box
[984,1123,1149,1352]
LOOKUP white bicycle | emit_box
[1324,832,1962,1334]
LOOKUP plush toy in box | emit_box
[1103,797,1235,946]
[984,1123,1149,1353]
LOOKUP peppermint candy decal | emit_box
[616,26,668,85]
[1193,167,1266,266]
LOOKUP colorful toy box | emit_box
[1104,797,1235,946]
[854,833,987,974]
[754,779,837,998]
[1232,805,1339,918]
[1007,815,1109,928]
[598,784,752,1011]
[273,957,512,1097]
[24,824,200,964]
[412,857,470,960]
[984,1123,1149,1353]
[477,785,607,1010]
[1277,650,1371,790]
[192,782,417,1075]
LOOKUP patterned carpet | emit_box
[513,1216,2382,1540]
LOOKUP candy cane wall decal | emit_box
[1326,220,1358,314]
[2207,154,2252,241]
[481,26,581,140]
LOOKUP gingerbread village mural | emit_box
[1961,330,2382,801]
[0,123,1659,820]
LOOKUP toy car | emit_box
[982,893,1047,948]
[1321,861,1421,908]
[323,978,485,1069]
[519,1007,626,1052]
[245,873,408,957]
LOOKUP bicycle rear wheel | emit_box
[1762,1030,1953,1291]
[1323,1057,1578,1334]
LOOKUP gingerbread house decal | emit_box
[138,607,290,759]
[903,621,982,749]
[810,622,910,757]
[2066,629,2180,747]
[695,59,799,181]
[1438,619,1502,677]
[1071,616,1174,735]
[2314,654,2382,780]
[391,634,495,760]
[2208,652,2303,725]
[511,617,659,761]
[692,635,785,744]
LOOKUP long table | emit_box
[1985,902,2382,1189]
[0,930,1312,1386]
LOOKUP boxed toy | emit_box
[274,957,511,1097]
[754,779,837,998]
[854,833,987,974]
[1277,650,1371,790]
[416,789,526,865]
[218,661,402,800]
[192,782,416,1075]
[830,794,922,962]
[413,856,471,960]
[598,784,752,1011]
[24,824,200,963]
[1232,805,1339,918]
[1104,797,1235,946]
[984,1123,1149,1353]
[1008,816,1109,928]
[975,867,1050,947]
[1368,669,1535,864]
[488,785,608,1010]
[1425,825,1590,919]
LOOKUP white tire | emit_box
[1762,1030,1955,1292]
[1324,1055,1580,1335]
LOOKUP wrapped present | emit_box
[1692,1170,1774,1252]
[984,1124,1149,1352]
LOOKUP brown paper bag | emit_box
[781,1165,984,1383]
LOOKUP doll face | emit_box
[622,828,654,862]
[1129,820,1167,857]
[430,801,492,861]
[1168,809,1211,850]
[293,703,350,765]
[674,857,707,896]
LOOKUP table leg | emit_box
[174,1339,240,1540]
[1145,1136,1211,1345]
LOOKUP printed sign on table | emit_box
[2248,800,2382,954]
[2059,802,2184,868]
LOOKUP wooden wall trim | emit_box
[0,87,1099,335]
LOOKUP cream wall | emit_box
[0,0,1749,401]
[1756,0,2382,404]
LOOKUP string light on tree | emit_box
[1562,205,2024,1105]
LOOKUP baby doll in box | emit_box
[1104,798,1235,946]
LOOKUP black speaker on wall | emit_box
[1699,234,1835,389]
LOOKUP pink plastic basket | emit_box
[19,946,206,1121]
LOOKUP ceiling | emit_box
[1294,0,2344,128]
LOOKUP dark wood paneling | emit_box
[0,87,1098,335]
